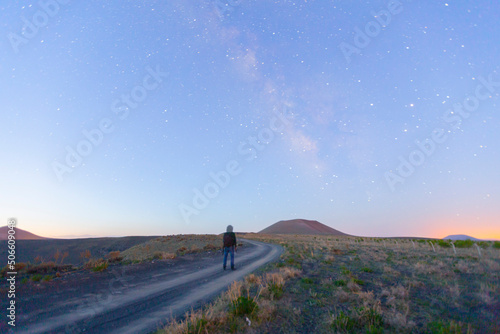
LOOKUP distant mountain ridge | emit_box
[443,234,481,241]
[0,226,47,240]
[259,219,349,236]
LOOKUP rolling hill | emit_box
[259,219,349,236]
[0,226,48,240]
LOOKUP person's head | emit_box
[226,225,233,233]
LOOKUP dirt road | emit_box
[7,239,282,334]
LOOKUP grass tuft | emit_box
[231,296,259,316]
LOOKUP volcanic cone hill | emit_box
[258,219,350,236]
[0,226,48,240]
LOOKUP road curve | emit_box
[14,239,282,334]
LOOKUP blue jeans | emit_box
[223,246,235,268]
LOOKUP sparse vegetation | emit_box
[0,260,74,283]
[6,233,498,332]
[437,239,452,248]
[158,234,500,333]
[158,266,301,333]
[477,241,491,249]
[121,235,223,262]
[26,261,56,274]
[330,305,384,333]
[453,239,474,248]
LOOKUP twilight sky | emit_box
[1,0,499,239]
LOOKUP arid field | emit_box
[0,235,227,282]
[159,234,500,333]
[2,233,498,333]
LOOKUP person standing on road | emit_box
[222,225,237,270]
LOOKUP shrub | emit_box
[341,268,351,275]
[14,262,28,272]
[203,244,219,251]
[331,307,383,332]
[153,252,176,260]
[331,248,343,255]
[285,257,302,269]
[268,282,284,299]
[186,315,208,334]
[245,274,261,285]
[494,241,500,249]
[92,260,109,272]
[331,311,354,331]
[454,240,474,248]
[1,263,30,277]
[231,296,258,316]
[477,241,490,249]
[352,278,365,286]
[301,277,314,285]
[176,246,187,255]
[361,267,374,273]
[107,251,123,263]
[334,279,346,287]
[280,266,301,279]
[426,320,472,333]
[85,259,109,272]
[437,239,452,248]
[27,262,56,275]
[31,274,43,282]
[42,275,53,282]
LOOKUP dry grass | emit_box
[233,234,500,333]
[84,258,108,272]
[106,251,123,263]
[478,283,496,305]
[157,264,301,334]
[153,234,499,333]
[121,235,221,262]
[245,274,261,285]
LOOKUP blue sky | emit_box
[1,0,499,239]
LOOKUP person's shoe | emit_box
[231,266,235,270]
[223,266,226,270]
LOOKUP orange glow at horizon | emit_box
[14,214,500,240]
[427,215,500,240]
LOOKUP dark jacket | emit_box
[223,232,237,248]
